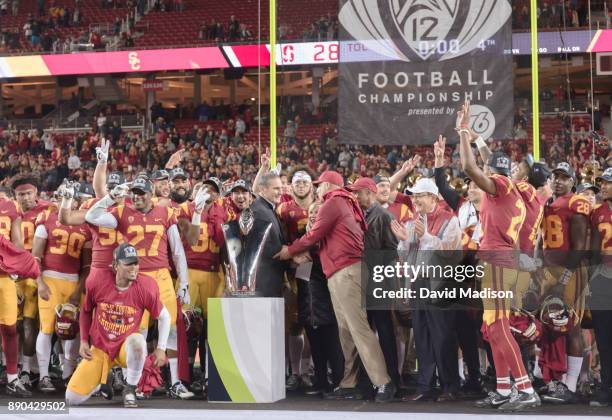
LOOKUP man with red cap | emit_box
[275,171,394,403]
[347,177,399,394]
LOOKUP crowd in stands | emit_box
[0,101,608,201]
[198,15,253,43]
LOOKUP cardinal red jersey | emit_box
[384,192,414,223]
[479,175,526,267]
[590,203,612,266]
[82,271,162,360]
[20,200,53,250]
[174,201,225,272]
[111,204,177,272]
[0,198,20,241]
[543,193,591,251]
[81,198,124,269]
[36,208,91,274]
[276,199,309,242]
[515,181,545,256]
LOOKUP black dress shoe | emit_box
[402,391,435,402]
[323,387,364,400]
[437,392,458,402]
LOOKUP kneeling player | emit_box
[66,244,170,407]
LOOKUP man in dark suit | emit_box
[250,172,288,297]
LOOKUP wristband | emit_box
[456,128,471,136]
[61,197,73,210]
[475,136,486,149]
[559,269,572,285]
[191,212,201,226]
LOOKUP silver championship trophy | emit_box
[222,208,273,296]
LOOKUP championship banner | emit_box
[338,0,514,145]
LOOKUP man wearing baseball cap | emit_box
[391,177,463,401]
[576,182,599,208]
[169,168,191,205]
[66,243,171,408]
[347,177,400,394]
[275,170,395,402]
[225,180,253,220]
[152,169,170,199]
[590,167,612,406]
[85,174,194,399]
[538,162,591,404]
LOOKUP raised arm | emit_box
[93,138,110,198]
[389,155,421,202]
[457,101,496,196]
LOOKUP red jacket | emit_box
[288,189,366,278]
[0,236,40,279]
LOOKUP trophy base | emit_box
[228,290,258,297]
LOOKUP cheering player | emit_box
[32,194,92,392]
[276,168,315,390]
[539,162,591,403]
[66,244,170,408]
[458,101,540,411]
[84,176,193,399]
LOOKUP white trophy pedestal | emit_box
[207,297,285,403]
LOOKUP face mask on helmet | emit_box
[55,303,79,340]
[539,296,574,335]
[183,307,204,340]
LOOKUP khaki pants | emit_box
[327,262,390,387]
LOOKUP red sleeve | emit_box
[569,195,591,217]
[288,197,339,255]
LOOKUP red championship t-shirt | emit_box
[82,271,162,360]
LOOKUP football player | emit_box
[32,190,92,392]
[66,244,170,408]
[276,168,315,391]
[539,162,591,403]
[458,101,540,411]
[589,168,612,406]
[0,188,29,396]
[174,175,226,394]
[152,170,171,199]
[12,176,54,390]
[226,180,253,220]
[84,176,193,399]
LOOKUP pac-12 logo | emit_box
[339,0,511,62]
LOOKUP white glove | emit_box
[194,188,211,214]
[177,283,190,305]
[96,138,110,163]
[271,163,282,175]
[109,182,131,201]
[518,254,541,273]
